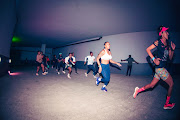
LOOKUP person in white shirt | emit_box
[65,53,75,79]
[84,51,96,78]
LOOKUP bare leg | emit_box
[41,64,45,72]
[164,74,174,96]
[67,67,72,78]
[133,77,159,98]
[144,77,159,90]
[68,67,72,74]
[37,66,40,73]
[163,74,175,109]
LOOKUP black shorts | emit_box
[36,61,42,67]
[42,62,47,67]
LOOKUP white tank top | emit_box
[101,49,112,60]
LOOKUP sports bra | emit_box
[101,49,112,60]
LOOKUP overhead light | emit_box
[55,36,103,48]
[0,57,1,62]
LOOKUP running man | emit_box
[57,53,66,74]
[65,53,75,79]
[72,52,78,74]
[84,51,96,78]
[36,51,46,75]
[121,55,139,76]
[42,54,48,74]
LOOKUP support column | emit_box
[41,44,46,54]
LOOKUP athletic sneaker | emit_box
[36,73,39,76]
[96,77,101,86]
[45,71,48,74]
[101,87,107,92]
[57,72,60,74]
[85,73,88,77]
[133,87,139,98]
[62,71,66,74]
[163,103,175,109]
[75,72,78,74]
[67,74,71,79]
[93,75,97,79]
[42,72,46,75]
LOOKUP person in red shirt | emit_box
[46,56,50,69]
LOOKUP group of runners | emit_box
[35,26,176,109]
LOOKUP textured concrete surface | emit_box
[0,67,179,120]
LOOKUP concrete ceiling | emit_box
[13,0,179,48]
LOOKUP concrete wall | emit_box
[53,31,180,75]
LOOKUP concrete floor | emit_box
[0,66,179,120]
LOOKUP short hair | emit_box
[90,51,93,54]
[104,41,109,45]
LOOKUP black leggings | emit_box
[57,62,65,71]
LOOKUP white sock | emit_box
[98,78,102,81]
[103,85,106,88]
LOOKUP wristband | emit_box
[152,57,155,61]
[98,65,101,68]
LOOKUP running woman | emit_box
[65,53,75,79]
[133,26,176,109]
[84,51,96,78]
[96,42,122,92]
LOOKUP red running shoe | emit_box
[163,103,175,109]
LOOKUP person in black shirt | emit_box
[133,26,176,110]
[72,52,78,74]
[42,54,48,74]
[52,55,58,70]
[57,53,66,74]
[121,55,139,76]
